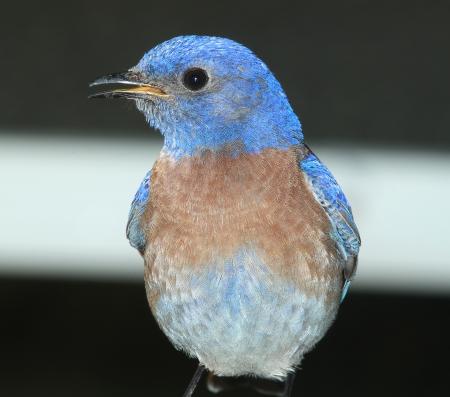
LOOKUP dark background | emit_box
[1,1,449,396]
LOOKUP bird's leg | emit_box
[182,364,206,397]
[282,372,296,397]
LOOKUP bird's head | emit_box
[90,35,302,158]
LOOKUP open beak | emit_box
[88,71,168,99]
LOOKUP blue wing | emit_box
[300,146,361,301]
[126,170,152,254]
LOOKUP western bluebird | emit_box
[90,36,360,397]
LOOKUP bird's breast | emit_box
[143,146,343,303]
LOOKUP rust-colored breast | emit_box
[143,146,342,293]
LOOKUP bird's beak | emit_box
[88,71,168,99]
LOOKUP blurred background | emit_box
[1,0,449,396]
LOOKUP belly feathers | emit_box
[146,247,341,378]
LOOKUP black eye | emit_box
[182,68,209,91]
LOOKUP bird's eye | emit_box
[182,68,209,91]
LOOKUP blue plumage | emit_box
[300,148,360,258]
[133,36,303,158]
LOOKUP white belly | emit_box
[146,249,341,379]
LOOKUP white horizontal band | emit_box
[1,132,449,294]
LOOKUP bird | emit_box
[89,35,360,397]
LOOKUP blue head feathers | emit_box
[93,36,303,158]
